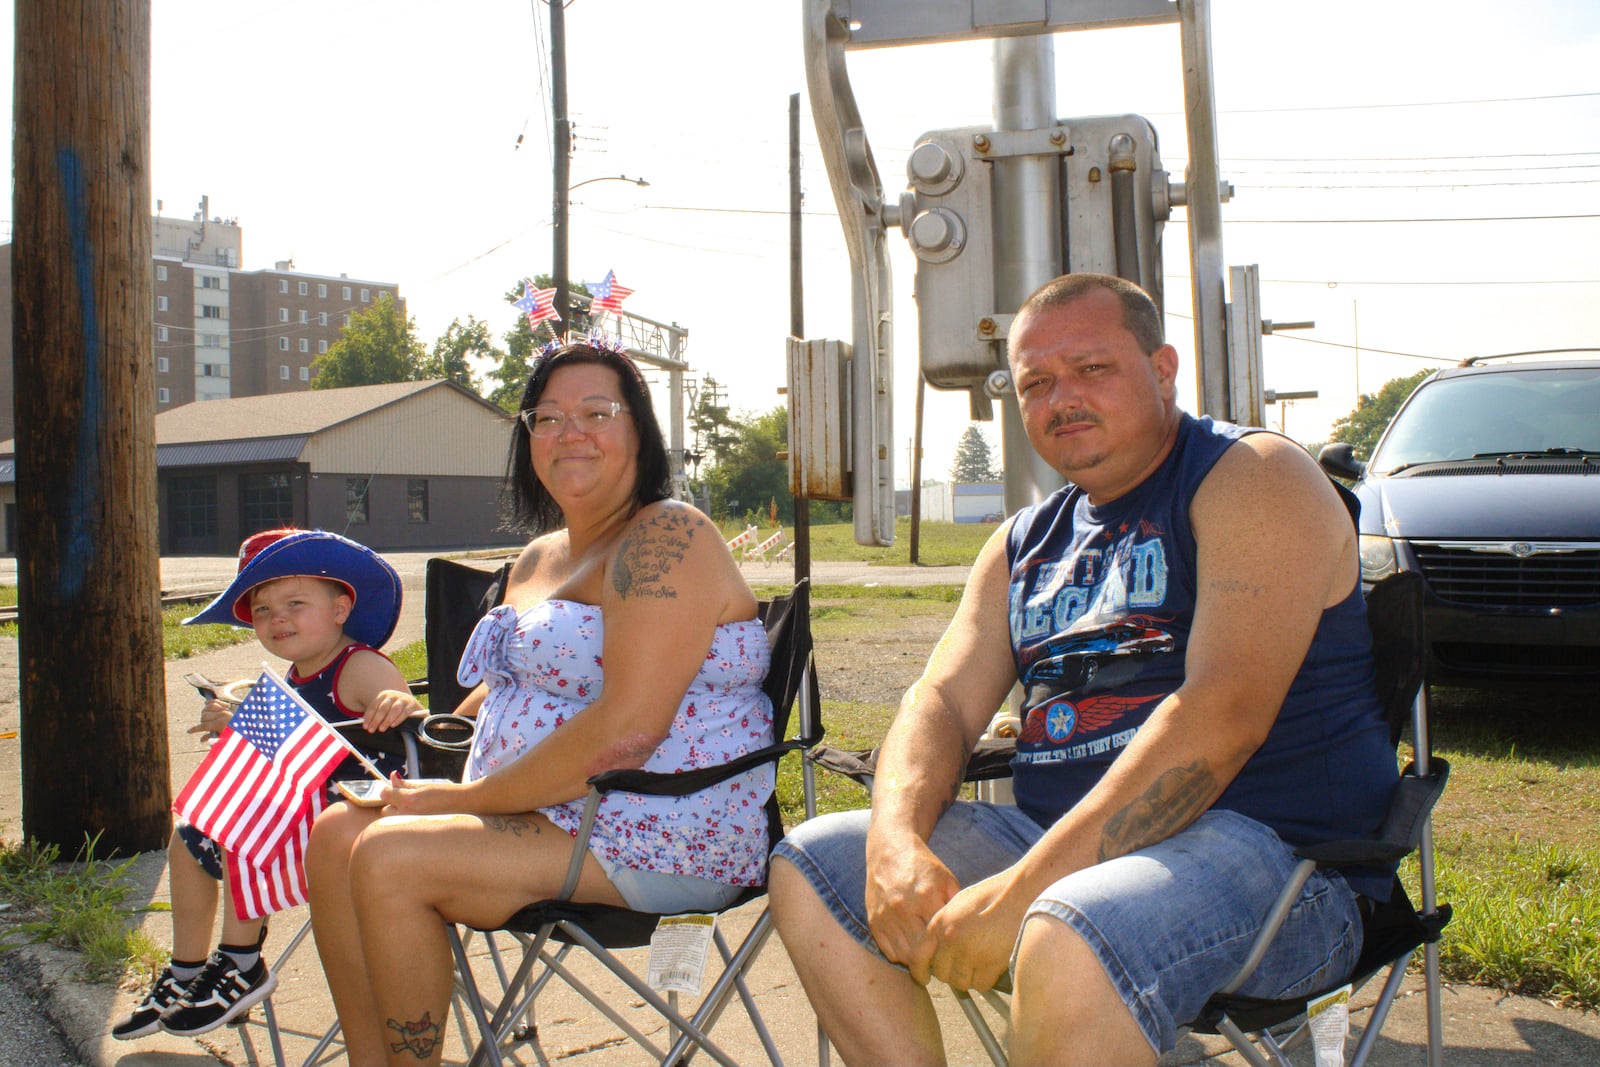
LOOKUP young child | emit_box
[113,528,414,1040]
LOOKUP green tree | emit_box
[950,424,1001,482]
[703,406,792,524]
[689,376,740,472]
[1328,370,1433,461]
[420,316,499,394]
[311,294,426,389]
[486,275,599,411]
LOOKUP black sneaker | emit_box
[159,952,277,1037]
[111,966,187,1040]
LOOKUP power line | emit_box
[1240,178,1600,190]
[1209,89,1600,115]
[1168,213,1600,224]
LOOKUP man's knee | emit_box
[1013,913,1155,1063]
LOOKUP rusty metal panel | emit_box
[787,337,852,501]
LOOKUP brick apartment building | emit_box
[0,196,402,440]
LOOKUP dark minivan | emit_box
[1319,357,1600,689]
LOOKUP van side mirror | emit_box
[1318,442,1365,481]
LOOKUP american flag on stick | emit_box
[585,270,633,317]
[174,668,376,918]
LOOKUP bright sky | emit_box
[3,1,1597,485]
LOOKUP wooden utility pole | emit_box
[788,92,811,586]
[15,0,170,852]
[551,0,571,336]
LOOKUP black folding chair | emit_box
[810,569,1450,1067]
[442,579,823,1067]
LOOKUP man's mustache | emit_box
[1045,410,1101,433]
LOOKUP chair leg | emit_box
[661,916,784,1067]
[1214,1015,1284,1067]
[1350,951,1413,1067]
[953,989,1009,1067]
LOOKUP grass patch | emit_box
[0,832,168,984]
[0,591,256,660]
[722,518,996,568]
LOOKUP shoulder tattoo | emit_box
[612,509,700,600]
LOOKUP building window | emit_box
[378,290,389,302]
[157,356,169,373]
[156,325,170,342]
[342,313,351,326]
[280,365,290,380]
[279,279,289,294]
[300,366,310,381]
[407,479,429,523]
[241,472,294,535]
[157,386,170,404]
[299,338,309,353]
[342,285,352,301]
[157,295,169,311]
[279,308,289,323]
[360,288,370,303]
[169,475,218,544]
[345,478,371,525]
[318,340,328,354]
[201,304,224,319]
[318,311,328,326]
[200,274,222,289]
[298,309,308,324]
[298,281,309,296]
[318,283,327,299]
[277,337,289,351]
[201,332,226,348]
[156,264,168,281]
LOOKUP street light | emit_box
[569,174,650,193]
[554,174,650,335]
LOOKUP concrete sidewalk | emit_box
[4,556,1600,1065]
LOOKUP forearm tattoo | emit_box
[386,1012,442,1060]
[1098,759,1217,862]
[484,814,539,836]
[612,510,697,600]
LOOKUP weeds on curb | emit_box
[0,830,168,984]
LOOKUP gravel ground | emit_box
[0,950,88,1067]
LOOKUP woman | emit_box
[305,340,774,1066]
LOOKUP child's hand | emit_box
[186,698,233,739]
[362,689,423,733]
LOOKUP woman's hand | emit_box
[186,698,233,739]
[380,771,467,816]
[362,688,423,733]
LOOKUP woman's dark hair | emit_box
[502,342,673,532]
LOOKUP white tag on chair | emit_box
[647,914,716,995]
[1307,984,1351,1067]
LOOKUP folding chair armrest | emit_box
[808,736,1017,791]
[587,738,810,798]
[1295,760,1450,868]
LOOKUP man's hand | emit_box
[865,833,962,984]
[925,870,1032,992]
[362,688,423,733]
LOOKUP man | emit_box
[770,273,1397,1066]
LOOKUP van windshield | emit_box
[1370,366,1600,473]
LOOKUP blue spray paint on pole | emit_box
[56,147,102,600]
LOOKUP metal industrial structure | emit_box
[793,0,1279,543]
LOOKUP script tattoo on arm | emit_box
[483,815,539,836]
[1097,759,1218,862]
[612,510,698,600]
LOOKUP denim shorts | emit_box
[773,803,1362,1053]
[591,849,748,914]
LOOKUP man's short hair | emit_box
[1015,273,1164,356]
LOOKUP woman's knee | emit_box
[347,817,436,903]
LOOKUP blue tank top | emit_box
[287,643,407,781]
[1005,413,1398,898]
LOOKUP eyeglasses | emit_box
[519,400,629,438]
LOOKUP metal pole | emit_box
[789,92,812,584]
[992,35,1064,513]
[551,0,571,336]
[1178,0,1229,417]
